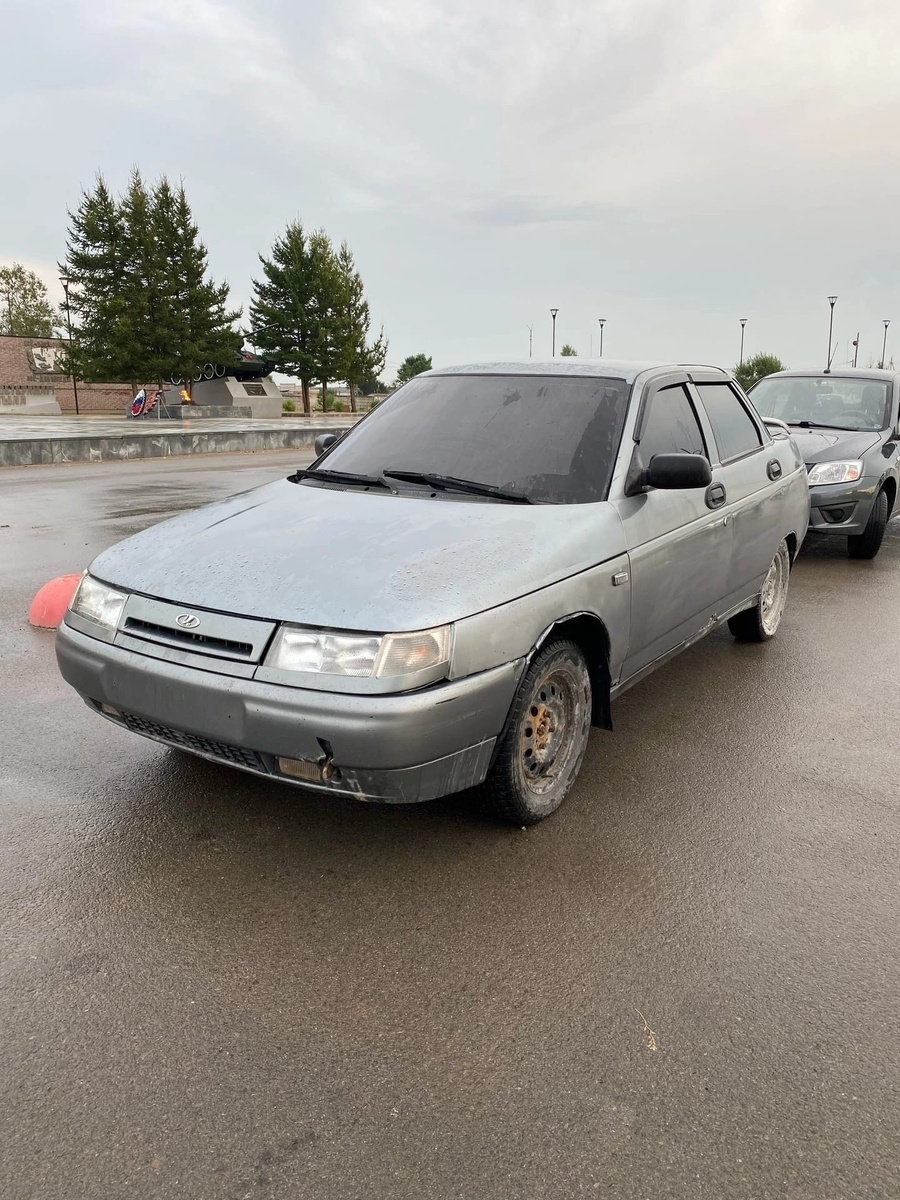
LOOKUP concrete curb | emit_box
[0,423,355,468]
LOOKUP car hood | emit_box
[789,427,882,463]
[89,479,627,630]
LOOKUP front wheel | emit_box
[728,540,791,642]
[480,639,592,825]
[847,489,889,560]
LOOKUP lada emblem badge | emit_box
[175,613,201,629]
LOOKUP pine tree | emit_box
[307,230,342,409]
[118,169,164,387]
[61,172,240,393]
[250,221,323,414]
[333,242,387,413]
[59,174,130,381]
[156,181,240,391]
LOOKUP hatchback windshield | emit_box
[316,373,631,504]
[751,375,891,431]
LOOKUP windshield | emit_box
[317,373,631,504]
[750,376,891,431]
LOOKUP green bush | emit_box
[282,398,296,412]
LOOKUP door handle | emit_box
[767,458,783,481]
[705,482,727,509]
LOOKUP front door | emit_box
[612,382,732,683]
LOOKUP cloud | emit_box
[3,0,900,368]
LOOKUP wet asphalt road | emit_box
[1,452,899,1200]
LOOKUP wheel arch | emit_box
[533,612,613,730]
[881,475,897,516]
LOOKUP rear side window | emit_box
[695,383,763,462]
[639,384,706,461]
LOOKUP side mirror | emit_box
[314,432,339,457]
[644,453,712,490]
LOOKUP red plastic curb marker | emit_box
[29,574,83,629]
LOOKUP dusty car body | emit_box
[56,361,809,823]
[749,368,900,559]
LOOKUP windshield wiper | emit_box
[382,469,534,504]
[791,421,870,432]
[290,467,391,490]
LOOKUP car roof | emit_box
[760,367,900,384]
[427,359,731,385]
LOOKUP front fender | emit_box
[449,553,632,687]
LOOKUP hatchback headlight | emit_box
[807,461,863,486]
[265,625,452,679]
[70,575,127,631]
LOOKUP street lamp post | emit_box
[826,296,838,371]
[598,318,606,357]
[739,318,748,366]
[852,333,860,368]
[881,320,891,369]
[526,325,533,358]
[550,309,559,357]
[59,275,80,416]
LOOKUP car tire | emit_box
[480,638,592,826]
[847,488,889,560]
[728,539,791,643]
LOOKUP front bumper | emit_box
[807,476,880,536]
[56,621,522,803]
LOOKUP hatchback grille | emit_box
[116,711,267,772]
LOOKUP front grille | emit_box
[116,710,267,772]
[123,617,254,659]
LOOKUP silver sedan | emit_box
[57,361,809,824]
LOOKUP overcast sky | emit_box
[3,0,900,375]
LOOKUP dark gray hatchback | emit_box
[749,369,900,558]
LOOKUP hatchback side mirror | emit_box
[644,453,712,490]
[314,432,339,457]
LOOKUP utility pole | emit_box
[852,333,859,368]
[526,325,533,358]
[59,274,80,416]
[826,296,838,370]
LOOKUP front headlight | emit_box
[264,624,452,679]
[807,461,863,486]
[70,575,127,631]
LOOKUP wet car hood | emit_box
[90,479,627,630]
[789,427,883,463]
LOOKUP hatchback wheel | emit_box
[847,488,889,560]
[728,539,791,642]
[481,639,592,825]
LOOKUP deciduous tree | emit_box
[735,352,786,391]
[395,353,432,387]
[0,263,58,337]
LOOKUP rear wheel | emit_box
[728,539,791,642]
[481,639,592,825]
[847,489,889,560]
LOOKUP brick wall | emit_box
[0,334,134,413]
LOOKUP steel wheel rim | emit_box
[761,544,790,635]
[519,663,590,797]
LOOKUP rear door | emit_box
[689,378,784,605]
[611,377,732,683]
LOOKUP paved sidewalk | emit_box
[0,413,357,467]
